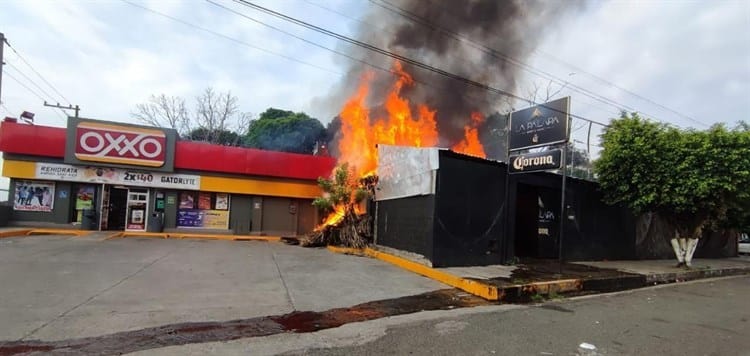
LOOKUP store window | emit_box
[176,192,230,229]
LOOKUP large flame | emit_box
[451,112,487,158]
[319,60,486,229]
[339,61,440,177]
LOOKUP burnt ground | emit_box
[0,289,489,356]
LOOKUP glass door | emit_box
[125,188,149,231]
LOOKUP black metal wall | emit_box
[431,151,507,267]
[507,172,637,262]
[375,195,435,261]
[375,153,648,267]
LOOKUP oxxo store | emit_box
[0,117,336,235]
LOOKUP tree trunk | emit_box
[670,222,703,268]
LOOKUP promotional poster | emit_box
[13,180,55,212]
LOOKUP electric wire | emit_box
[371,0,700,128]
[4,70,67,119]
[231,0,609,127]
[120,0,342,76]
[302,0,623,119]
[6,61,60,105]
[3,37,71,105]
[411,0,709,127]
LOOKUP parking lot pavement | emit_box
[0,235,445,341]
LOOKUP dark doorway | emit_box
[107,187,128,231]
[514,184,538,257]
[514,184,560,259]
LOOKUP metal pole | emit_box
[558,144,567,273]
[586,121,593,180]
[0,32,5,108]
[502,112,513,264]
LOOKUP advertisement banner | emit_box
[13,180,55,212]
[176,209,229,229]
[75,186,96,210]
[508,149,562,174]
[35,162,200,190]
[215,193,229,210]
[509,97,570,151]
[198,192,212,210]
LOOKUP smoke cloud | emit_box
[323,0,584,157]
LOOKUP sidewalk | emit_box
[441,256,750,301]
[330,246,750,302]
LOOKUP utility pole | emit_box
[44,101,80,118]
[1,32,5,109]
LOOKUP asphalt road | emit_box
[295,275,750,356]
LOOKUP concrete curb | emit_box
[108,232,281,242]
[326,246,750,302]
[0,229,33,238]
[0,229,90,238]
[327,246,500,300]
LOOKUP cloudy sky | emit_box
[0,0,748,197]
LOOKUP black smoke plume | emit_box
[324,0,584,159]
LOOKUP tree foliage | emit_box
[303,163,372,248]
[244,108,327,154]
[595,113,750,237]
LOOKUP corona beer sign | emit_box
[65,118,176,172]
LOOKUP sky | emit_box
[0,0,749,199]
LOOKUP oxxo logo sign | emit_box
[74,122,168,167]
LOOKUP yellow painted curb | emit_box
[327,246,500,301]
[26,229,90,237]
[0,229,33,238]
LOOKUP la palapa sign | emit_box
[509,97,570,151]
[65,118,177,172]
[509,149,562,174]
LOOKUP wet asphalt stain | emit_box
[0,289,489,356]
[538,304,574,313]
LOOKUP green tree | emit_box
[185,127,241,146]
[595,113,750,266]
[244,108,327,154]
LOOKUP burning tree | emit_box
[301,164,376,248]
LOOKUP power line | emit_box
[1,103,12,116]
[530,49,706,126]
[204,0,394,76]
[5,67,68,119]
[303,0,623,119]
[4,70,47,102]
[4,71,67,120]
[409,0,709,128]
[231,0,609,127]
[120,0,342,76]
[370,0,693,128]
[207,0,555,125]
[6,61,59,104]
[3,38,71,105]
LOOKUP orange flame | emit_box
[318,60,486,229]
[317,204,346,231]
[339,61,439,177]
[451,112,487,158]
